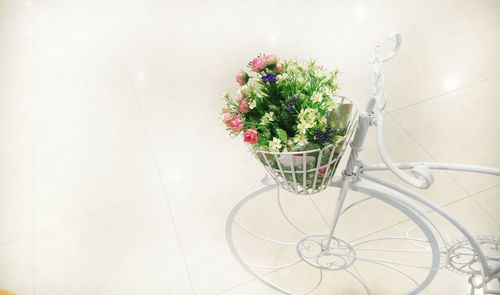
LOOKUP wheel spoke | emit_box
[340,197,373,217]
[344,269,372,295]
[355,247,432,253]
[299,269,323,295]
[355,256,439,270]
[351,236,428,246]
[356,259,419,286]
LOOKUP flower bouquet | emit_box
[221,54,358,194]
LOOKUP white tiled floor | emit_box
[0,0,499,294]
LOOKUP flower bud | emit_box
[235,71,249,86]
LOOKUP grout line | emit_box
[471,195,500,228]
[307,194,371,289]
[349,182,500,244]
[387,113,472,197]
[164,158,253,190]
[211,278,265,295]
[386,77,490,114]
[33,189,164,235]
[0,190,164,245]
[0,233,34,247]
[415,2,500,32]
[486,75,500,90]
[389,108,500,200]
[307,196,330,227]
[121,49,197,295]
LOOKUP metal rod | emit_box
[323,178,351,251]
[361,162,500,176]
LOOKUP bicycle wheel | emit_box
[226,182,441,294]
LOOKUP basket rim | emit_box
[255,143,337,155]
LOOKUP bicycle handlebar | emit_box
[371,33,434,189]
[379,32,402,62]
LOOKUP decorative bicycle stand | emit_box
[226,33,500,294]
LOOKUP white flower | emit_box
[323,88,333,98]
[294,134,308,146]
[277,73,289,81]
[319,116,327,126]
[249,99,257,109]
[261,112,275,124]
[311,92,323,103]
[240,85,251,97]
[298,108,318,128]
[298,109,306,120]
[297,121,308,134]
[269,137,282,152]
[326,100,337,112]
[305,108,317,122]
[297,76,306,85]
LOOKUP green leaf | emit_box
[276,128,288,143]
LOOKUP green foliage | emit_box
[221,56,352,152]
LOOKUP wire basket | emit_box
[255,96,358,195]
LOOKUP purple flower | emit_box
[261,73,277,83]
[282,96,299,113]
[315,127,334,143]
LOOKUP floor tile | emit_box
[219,196,500,295]
[348,197,500,295]
[342,32,484,111]
[165,159,346,294]
[143,100,255,187]
[35,117,162,230]
[33,17,163,229]
[0,80,34,243]
[0,237,33,295]
[391,81,500,194]
[473,185,500,226]
[217,280,280,295]
[374,0,498,30]
[0,1,34,243]
[0,145,33,243]
[164,161,268,295]
[489,75,500,89]
[0,0,499,294]
[34,192,193,295]
[420,5,500,78]
[429,197,499,240]
[324,114,468,208]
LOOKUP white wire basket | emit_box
[255,96,359,195]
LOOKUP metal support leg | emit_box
[323,177,352,251]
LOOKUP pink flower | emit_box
[265,54,277,67]
[251,56,266,72]
[229,115,244,132]
[239,99,249,114]
[222,112,233,128]
[243,129,259,144]
[275,65,282,73]
[319,166,328,176]
[235,71,249,86]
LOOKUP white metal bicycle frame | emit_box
[226,33,500,295]
[328,33,500,294]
